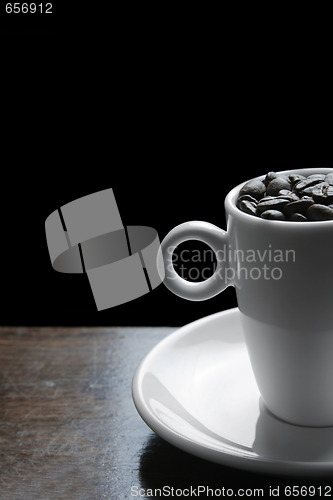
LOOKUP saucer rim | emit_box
[132,308,333,476]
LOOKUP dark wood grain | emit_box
[0,327,331,499]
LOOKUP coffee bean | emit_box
[293,177,324,196]
[289,174,306,187]
[265,173,289,184]
[307,204,333,221]
[266,178,291,196]
[326,173,333,185]
[264,172,278,186]
[283,198,315,216]
[288,213,308,221]
[302,186,318,196]
[259,196,277,202]
[311,182,333,205]
[256,198,290,214]
[307,174,326,181]
[278,190,300,201]
[276,195,298,202]
[239,179,266,200]
[236,194,258,208]
[239,200,258,215]
[261,210,286,220]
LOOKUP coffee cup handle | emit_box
[160,221,230,301]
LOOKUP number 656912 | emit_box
[5,3,52,14]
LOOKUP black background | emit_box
[1,5,332,326]
[2,140,332,326]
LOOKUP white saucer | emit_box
[132,308,333,476]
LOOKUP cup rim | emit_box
[225,168,333,226]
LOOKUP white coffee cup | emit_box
[161,168,333,427]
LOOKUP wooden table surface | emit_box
[0,327,331,499]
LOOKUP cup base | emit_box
[240,312,333,428]
[259,398,333,429]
